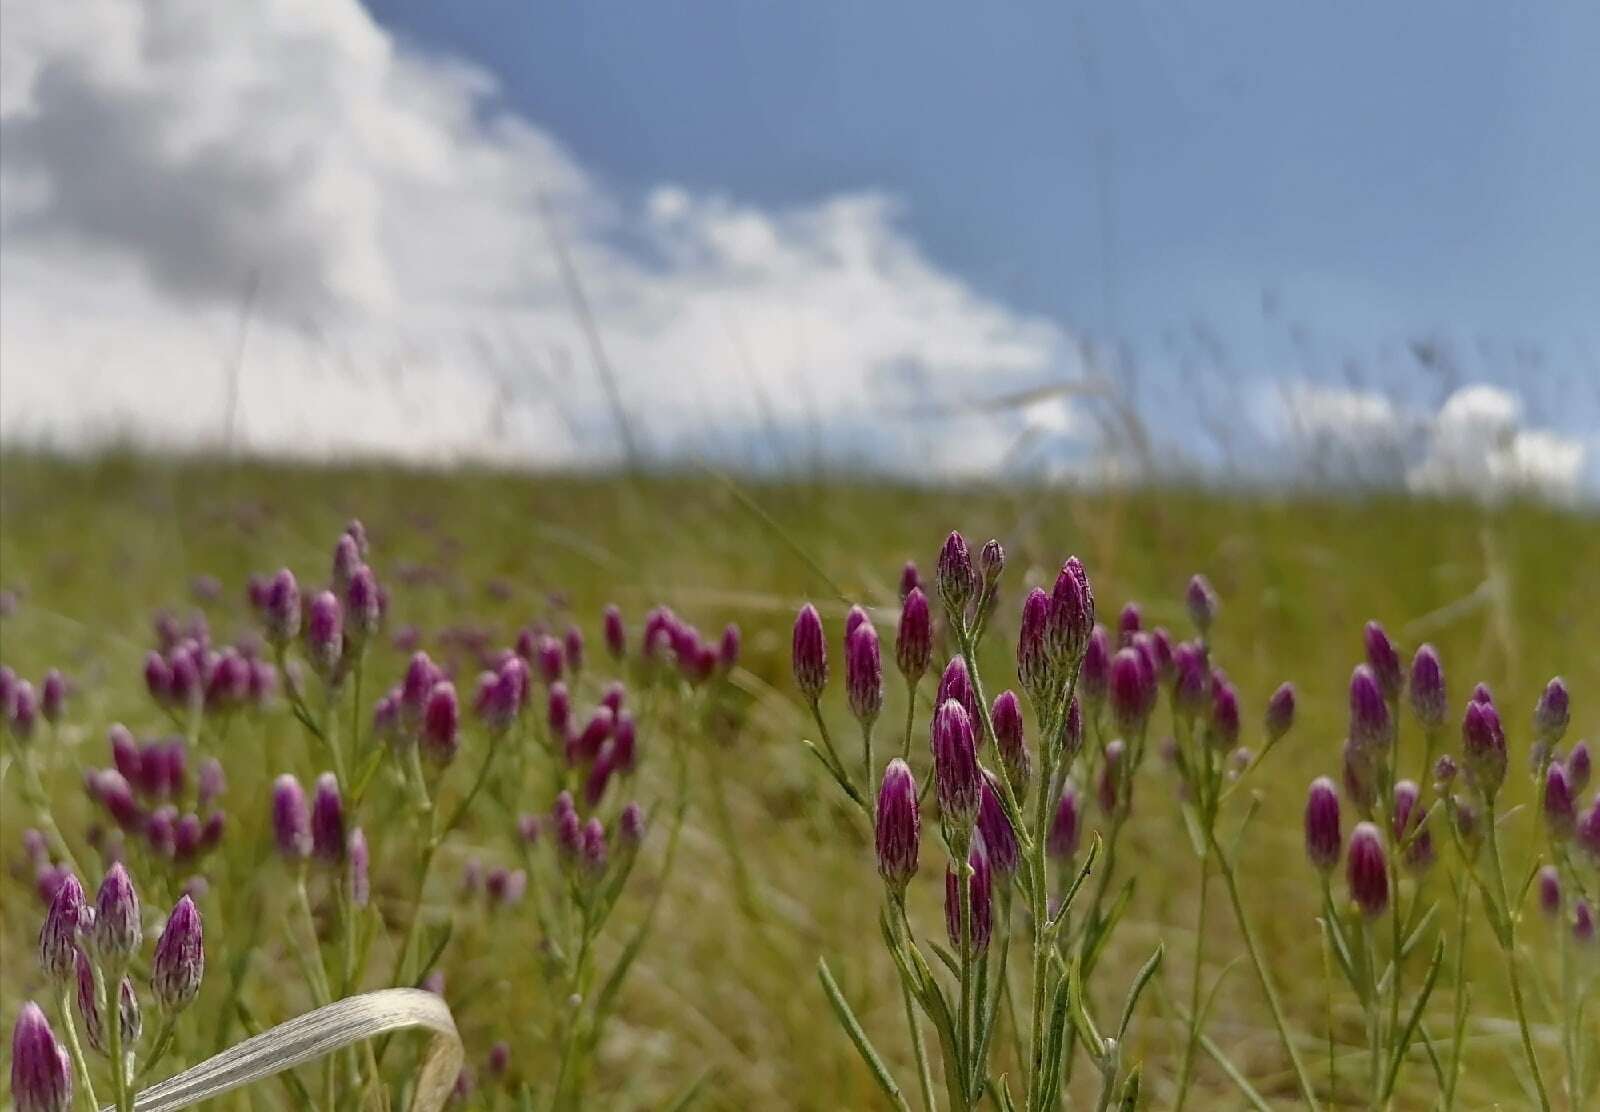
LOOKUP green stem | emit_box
[1174,845,1211,1111]
[101,959,133,1112]
[901,976,937,1112]
[56,986,100,1109]
[1444,882,1469,1111]
[18,752,87,880]
[958,851,974,1107]
[1362,918,1381,1109]
[294,871,332,1005]
[1485,801,1551,1111]
[902,682,917,763]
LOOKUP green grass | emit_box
[2,450,1596,1109]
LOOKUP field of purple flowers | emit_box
[2,452,1597,1109]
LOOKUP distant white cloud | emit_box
[0,0,1074,471]
[1408,384,1587,498]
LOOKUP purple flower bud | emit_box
[979,539,1005,591]
[991,690,1030,799]
[516,813,541,845]
[792,604,828,700]
[1346,822,1389,918]
[1016,587,1052,707]
[0,665,14,716]
[1117,602,1142,646]
[272,774,312,861]
[1349,665,1391,752]
[1534,677,1570,745]
[845,605,870,640]
[545,682,572,740]
[94,862,141,963]
[1342,737,1377,814]
[944,846,993,956]
[1461,699,1507,798]
[1170,641,1207,721]
[331,533,362,595]
[897,587,933,682]
[77,953,138,1054]
[1409,645,1447,733]
[10,1001,72,1112]
[146,806,178,859]
[936,657,983,747]
[166,647,202,709]
[533,635,564,685]
[936,530,978,620]
[1109,648,1152,739]
[263,569,301,645]
[579,818,608,876]
[718,624,741,672]
[345,565,382,642]
[487,1041,511,1079]
[1047,557,1094,667]
[152,895,204,1013]
[619,802,646,846]
[1452,795,1482,858]
[1185,574,1217,635]
[1471,682,1494,706]
[930,700,982,833]
[142,651,173,706]
[1575,900,1595,946]
[486,867,526,907]
[602,605,626,659]
[899,561,921,602]
[1265,682,1296,744]
[92,769,141,830]
[311,773,346,863]
[976,774,1019,876]
[8,680,38,742]
[38,873,85,985]
[1393,779,1435,874]
[473,670,518,735]
[1097,739,1127,816]
[39,670,67,724]
[173,813,202,861]
[1209,680,1241,751]
[1538,865,1562,918]
[583,745,617,807]
[875,758,920,892]
[22,828,48,867]
[205,650,250,711]
[1543,761,1576,841]
[574,707,615,765]
[562,624,585,675]
[109,724,141,783]
[1048,784,1082,859]
[1079,626,1111,712]
[1432,754,1458,791]
[400,652,440,725]
[1062,695,1084,764]
[1304,777,1341,873]
[421,681,461,765]
[305,590,344,680]
[846,621,883,726]
[611,712,638,773]
[1362,621,1403,701]
[1566,740,1590,795]
[554,802,582,863]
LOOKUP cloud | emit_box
[0,0,1073,472]
[1408,384,1587,498]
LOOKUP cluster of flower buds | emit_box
[633,605,739,686]
[371,650,466,765]
[82,730,227,865]
[144,635,275,717]
[1,666,65,744]
[459,857,530,910]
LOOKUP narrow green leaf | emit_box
[930,941,961,980]
[1051,833,1102,930]
[1225,794,1263,862]
[662,1068,716,1112]
[1117,1064,1142,1110]
[1084,878,1135,977]
[1383,936,1446,1099]
[1039,972,1072,1109]
[1178,801,1208,859]
[1068,951,1104,1062]
[1399,901,1440,961]
[1115,944,1164,1040]
[819,958,910,1111]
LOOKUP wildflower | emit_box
[1048,784,1082,859]
[1567,740,1591,794]
[8,680,37,742]
[1543,761,1576,841]
[1047,557,1094,667]
[1348,664,1391,752]
[899,561,921,601]
[896,587,933,682]
[1534,677,1571,747]
[1109,648,1151,739]
[1538,866,1562,918]
[937,657,981,746]
[1079,626,1111,715]
[144,652,173,706]
[1346,822,1389,918]
[486,868,526,908]
[574,707,615,764]
[272,774,312,861]
[487,1041,511,1080]
[305,591,344,681]
[991,690,1030,799]
[1342,737,1377,814]
[930,700,982,834]
[152,895,204,1013]
[1409,645,1447,733]
[173,813,203,861]
[1433,753,1458,792]
[1171,642,1207,722]
[611,712,638,773]
[10,1001,72,1112]
[533,636,564,685]
[619,802,646,846]
[936,530,978,621]
[976,774,1019,876]
[94,862,142,964]
[39,670,67,723]
[846,621,884,726]
[1304,778,1342,874]
[421,681,461,765]
[1471,683,1494,706]
[1118,602,1142,646]
[1363,621,1403,701]
[792,604,828,700]
[1461,699,1507,799]
[845,605,870,640]
[1185,574,1217,635]
[263,569,301,645]
[1016,587,1052,708]
[1392,779,1435,874]
[311,773,346,863]
[331,533,362,595]
[718,623,741,672]
[1062,695,1084,764]
[1209,679,1241,751]
[348,828,370,907]
[603,605,626,658]
[944,846,993,956]
[38,873,85,985]
[547,682,572,739]
[875,759,920,893]
[1264,682,1296,744]
[146,807,177,858]
[579,818,607,877]
[564,625,585,675]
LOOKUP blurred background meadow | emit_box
[2,2,1598,1109]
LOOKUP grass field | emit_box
[2,451,1597,1109]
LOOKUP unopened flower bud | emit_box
[936,531,978,621]
[1461,699,1507,799]
[944,846,993,956]
[345,566,382,642]
[487,1041,510,1080]
[792,604,828,700]
[421,681,460,765]
[1264,682,1296,744]
[38,874,85,985]
[263,569,301,645]
[1538,865,1562,918]
[1047,557,1094,666]
[1432,753,1458,791]
[305,591,344,680]
[1342,737,1377,814]
[979,539,1005,591]
[845,605,870,641]
[1349,665,1391,753]
[563,625,585,675]
[611,712,638,773]
[931,700,982,833]
[1209,680,1241,751]
[846,621,883,726]
[152,895,204,1013]
[579,818,607,877]
[897,588,933,682]
[1185,574,1217,635]
[1062,695,1084,764]
[619,802,646,846]
[1471,683,1494,706]
[1079,626,1110,714]
[1409,645,1447,733]
[1016,587,1052,707]
[1304,777,1341,873]
[1346,822,1388,918]
[272,774,312,861]
[39,670,67,724]
[1543,761,1576,841]
[1117,603,1141,646]
[1097,738,1128,816]
[94,862,141,964]
[311,773,346,863]
[1392,779,1435,873]
[1575,900,1595,946]
[1363,621,1403,701]
[875,759,920,892]
[8,680,38,742]
[602,605,626,659]
[936,657,982,747]
[1048,784,1081,859]
[899,561,921,602]
[1534,677,1570,747]
[1109,648,1151,739]
[331,533,361,595]
[991,690,1030,799]
[10,1000,72,1112]
[1566,740,1590,794]
[718,624,741,672]
[976,774,1019,876]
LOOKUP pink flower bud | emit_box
[1409,645,1447,733]
[311,773,346,863]
[1363,621,1403,701]
[10,1001,72,1112]
[897,588,933,682]
[1346,822,1388,918]
[1304,777,1341,873]
[1461,699,1507,798]
[38,873,85,985]
[791,604,828,700]
[1048,784,1081,859]
[94,862,142,962]
[602,605,626,659]
[991,690,1030,799]
[845,621,883,726]
[152,895,204,1013]
[1047,557,1094,667]
[931,700,982,832]
[272,774,312,860]
[874,759,919,892]
[944,845,993,956]
[936,531,978,620]
[1185,574,1217,635]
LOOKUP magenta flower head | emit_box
[944,846,993,956]
[611,712,638,773]
[991,690,1030,798]
[1304,777,1342,874]
[619,802,646,846]
[563,624,585,675]
[344,565,382,643]
[311,772,346,863]
[1079,626,1111,713]
[936,656,981,742]
[792,604,828,701]
[305,590,344,680]
[10,1001,72,1112]
[1575,900,1596,946]
[401,653,441,717]
[1170,641,1207,721]
[1048,784,1082,859]
[845,605,870,640]
[8,680,38,743]
[1348,664,1391,753]
[976,774,1019,876]
[348,828,370,908]
[1567,741,1591,794]
[1534,676,1571,746]
[1342,737,1377,814]
[39,670,67,724]
[94,862,142,964]
[1461,698,1507,799]
[1209,680,1242,751]
[38,873,85,985]
[152,895,204,1013]
[899,561,921,602]
[421,681,461,765]
[1393,779,1435,873]
[473,671,517,736]
[546,681,572,739]
[263,569,301,645]
[1543,760,1576,841]
[1346,822,1389,918]
[1538,865,1562,918]
[143,652,173,707]
[1109,648,1151,739]
[272,774,312,861]
[579,817,607,877]
[1186,574,1217,636]
[846,621,884,726]
[1117,602,1142,646]
[1047,557,1094,667]
[897,587,933,682]
[718,623,741,672]
[875,758,920,893]
[1362,621,1403,701]
[936,530,978,621]
[1097,739,1127,816]
[1265,682,1297,745]
[575,706,615,764]
[931,699,982,834]
[603,605,626,659]
[331,533,361,595]
[1063,695,1084,764]
[534,635,564,685]
[1409,645,1447,733]
[979,538,1005,591]
[1016,587,1052,707]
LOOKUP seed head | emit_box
[1543,761,1576,841]
[1048,784,1082,859]
[976,774,1019,876]
[898,561,921,602]
[936,531,978,621]
[1185,574,1217,635]
[1346,822,1389,918]
[272,774,312,861]
[1461,699,1507,799]
[896,587,933,682]
[1409,645,1447,733]
[1079,626,1111,714]
[1567,740,1591,794]
[1534,677,1570,746]
[263,569,301,645]
[10,1001,72,1112]
[944,846,993,956]
[875,759,920,893]
[792,604,828,700]
[348,828,370,907]
[311,773,346,863]
[846,620,884,726]
[1265,682,1297,744]
[990,690,1030,799]
[602,605,626,659]
[421,681,461,765]
[1538,865,1562,917]
[38,873,85,985]
[152,895,204,1013]
[1047,557,1094,666]
[94,862,142,963]
[931,700,982,833]
[1348,665,1391,753]
[1304,777,1341,873]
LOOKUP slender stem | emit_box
[901,976,938,1112]
[864,721,877,808]
[17,752,87,880]
[958,852,974,1106]
[1174,845,1211,1111]
[294,872,332,1005]
[1387,852,1402,1087]
[902,682,918,763]
[102,959,133,1112]
[809,701,855,789]
[1485,801,1552,1111]
[1362,918,1381,1109]
[56,986,100,1109]
[1444,882,1469,1111]
[1563,913,1577,1109]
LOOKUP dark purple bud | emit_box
[473,671,517,735]
[1209,680,1241,751]
[1185,574,1217,635]
[1461,699,1507,798]
[976,774,1019,876]
[1432,753,1458,791]
[1062,695,1084,763]
[173,813,202,861]
[1575,900,1595,946]
[142,651,173,706]
[546,682,572,740]
[485,867,526,907]
[205,650,251,710]
[401,652,441,726]
[8,680,38,742]
[619,802,646,846]
[1170,641,1207,722]
[1304,777,1341,873]
[1109,648,1151,738]
[1047,557,1094,667]
[152,895,204,1013]
[978,539,1005,592]
[311,773,346,863]
[1342,737,1377,814]
[1362,621,1403,701]
[554,800,582,863]
[845,605,870,640]
[38,670,67,724]
[1346,822,1389,918]
[1097,739,1127,816]
[611,712,638,773]
[562,624,585,675]
[1538,865,1562,918]
[1567,741,1591,794]
[146,806,178,859]
[583,745,617,807]
[109,724,141,783]
[1534,677,1570,745]
[264,569,301,645]
[897,587,933,682]
[1117,602,1142,646]
[272,774,312,861]
[533,635,564,685]
[1016,587,1052,707]
[1393,779,1435,873]
[94,862,142,963]
[1079,626,1111,712]
[936,530,978,620]
[936,657,982,747]
[247,658,277,704]
[944,846,993,956]
[899,561,921,602]
[1048,784,1082,859]
[792,604,828,700]
[991,690,1030,799]
[718,624,741,672]
[875,758,920,892]
[603,605,627,659]
[846,621,883,726]
[1471,683,1494,706]
[1264,682,1296,744]
[421,681,461,765]
[305,591,344,680]
[330,532,361,595]
[1348,664,1391,753]
[79,953,138,1054]
[575,707,615,764]
[487,1041,511,1079]
[1543,761,1576,841]
[92,769,141,830]
[345,566,382,642]
[10,1001,72,1112]
[38,873,85,985]
[1409,645,1447,733]
[930,700,982,832]
[579,817,607,876]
